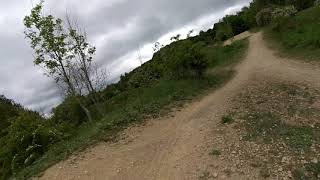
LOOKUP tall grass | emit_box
[265,6,320,61]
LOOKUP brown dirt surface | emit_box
[39,32,320,180]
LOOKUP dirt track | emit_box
[39,32,320,180]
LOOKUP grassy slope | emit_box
[16,39,249,179]
[264,6,320,61]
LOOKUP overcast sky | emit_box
[0,0,251,114]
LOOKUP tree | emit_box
[187,29,194,38]
[65,14,96,95]
[293,0,315,10]
[24,1,95,121]
[170,34,181,41]
[215,22,234,41]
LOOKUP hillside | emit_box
[39,5,320,180]
[1,0,320,179]
[40,31,320,180]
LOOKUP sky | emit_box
[0,0,251,114]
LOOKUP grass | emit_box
[260,166,271,179]
[221,114,234,124]
[233,81,320,152]
[209,149,222,156]
[244,111,315,150]
[199,171,211,180]
[293,162,320,180]
[264,6,320,61]
[14,39,249,179]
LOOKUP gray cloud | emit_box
[0,0,251,114]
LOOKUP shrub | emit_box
[52,96,88,125]
[315,0,320,6]
[270,6,297,31]
[271,5,298,19]
[293,0,316,10]
[256,8,273,26]
[221,115,234,124]
[0,112,62,178]
[167,42,208,79]
[215,22,234,41]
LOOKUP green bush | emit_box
[0,112,62,179]
[270,5,297,31]
[52,96,88,125]
[293,0,315,10]
[256,8,273,26]
[271,5,298,19]
[266,6,320,60]
[166,41,208,78]
[215,22,234,41]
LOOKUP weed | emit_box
[293,168,307,180]
[280,126,314,150]
[243,111,315,150]
[199,171,211,180]
[221,114,234,124]
[293,162,320,180]
[260,166,271,178]
[209,149,222,156]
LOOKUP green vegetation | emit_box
[199,171,211,180]
[221,114,234,124]
[209,149,222,156]
[244,112,315,150]
[293,162,320,179]
[265,6,320,61]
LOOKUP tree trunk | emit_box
[58,58,93,122]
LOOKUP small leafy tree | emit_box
[215,22,234,41]
[170,34,181,41]
[187,29,194,38]
[24,1,95,121]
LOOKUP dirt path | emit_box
[39,32,320,180]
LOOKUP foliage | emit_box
[244,111,315,150]
[221,114,234,124]
[266,6,320,61]
[293,162,320,179]
[293,0,316,10]
[165,41,208,78]
[0,112,63,179]
[0,95,22,136]
[23,1,97,96]
[52,96,88,125]
[24,1,72,86]
[271,5,298,19]
[256,8,273,26]
[222,14,250,36]
[215,22,234,41]
[209,149,222,156]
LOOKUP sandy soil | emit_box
[39,32,320,180]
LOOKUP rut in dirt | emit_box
[39,32,320,180]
